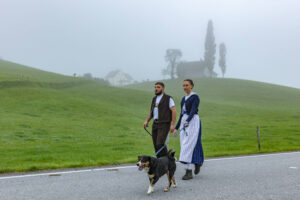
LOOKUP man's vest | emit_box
[150,94,172,123]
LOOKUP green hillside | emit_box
[0,59,299,173]
[0,59,153,173]
[127,79,300,156]
[0,59,76,82]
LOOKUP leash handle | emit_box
[153,127,185,157]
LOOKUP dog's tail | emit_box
[167,149,176,160]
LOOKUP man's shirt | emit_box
[153,93,175,120]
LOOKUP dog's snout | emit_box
[136,163,140,166]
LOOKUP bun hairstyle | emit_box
[184,79,194,89]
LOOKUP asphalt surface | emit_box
[0,152,299,200]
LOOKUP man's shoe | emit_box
[182,169,193,180]
[194,163,202,175]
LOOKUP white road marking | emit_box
[0,166,136,180]
[204,151,300,162]
[0,151,299,180]
[289,166,298,169]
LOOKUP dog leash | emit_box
[153,127,186,157]
[144,127,152,136]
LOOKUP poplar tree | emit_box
[204,20,216,77]
[219,43,227,77]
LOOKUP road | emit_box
[0,152,299,200]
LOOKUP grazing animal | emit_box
[137,149,177,194]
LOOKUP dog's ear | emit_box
[149,156,153,164]
[168,149,176,157]
[138,156,141,161]
[149,156,157,166]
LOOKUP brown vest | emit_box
[150,94,172,123]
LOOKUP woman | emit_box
[173,79,204,180]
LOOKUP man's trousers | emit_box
[151,121,170,158]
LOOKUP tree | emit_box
[164,49,182,79]
[219,43,227,78]
[204,20,216,77]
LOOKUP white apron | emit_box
[179,113,200,163]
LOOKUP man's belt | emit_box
[153,119,170,124]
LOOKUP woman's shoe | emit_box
[194,163,202,175]
[182,169,193,180]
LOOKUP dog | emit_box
[137,149,177,194]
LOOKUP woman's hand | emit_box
[184,121,189,128]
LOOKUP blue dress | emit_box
[175,92,204,164]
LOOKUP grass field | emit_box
[0,59,300,173]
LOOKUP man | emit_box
[143,82,176,158]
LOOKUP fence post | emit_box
[256,126,261,151]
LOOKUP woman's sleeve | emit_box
[186,95,200,122]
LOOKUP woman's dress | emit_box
[176,92,204,164]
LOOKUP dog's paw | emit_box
[173,184,177,188]
[164,187,170,192]
[147,190,154,195]
[147,186,154,195]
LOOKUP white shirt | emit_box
[153,94,175,120]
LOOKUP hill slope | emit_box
[127,78,300,156]
[0,59,299,173]
[0,60,153,173]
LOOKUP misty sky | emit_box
[0,0,299,88]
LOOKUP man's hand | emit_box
[143,121,149,129]
[172,129,177,136]
[170,124,175,133]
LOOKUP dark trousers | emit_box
[152,122,170,158]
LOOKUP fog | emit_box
[0,0,299,88]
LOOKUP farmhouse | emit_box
[105,70,133,86]
[176,60,217,78]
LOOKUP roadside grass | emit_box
[0,59,299,173]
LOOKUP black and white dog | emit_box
[137,149,177,194]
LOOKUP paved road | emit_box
[0,152,299,200]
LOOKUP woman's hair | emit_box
[184,79,194,88]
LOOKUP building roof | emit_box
[177,60,217,78]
